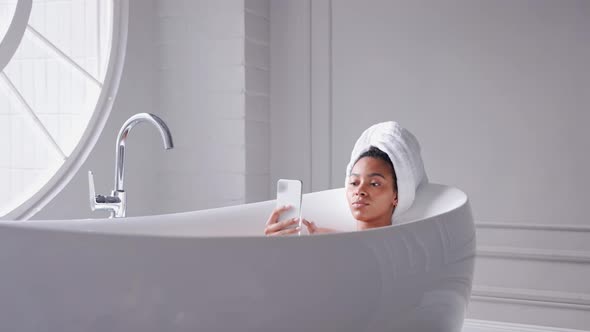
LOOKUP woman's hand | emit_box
[264,205,301,236]
[301,219,319,234]
[302,219,336,235]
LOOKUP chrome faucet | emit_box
[89,113,174,218]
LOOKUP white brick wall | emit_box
[154,0,246,213]
[152,0,271,214]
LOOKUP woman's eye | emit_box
[371,182,381,187]
[349,182,358,186]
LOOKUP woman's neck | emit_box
[356,215,392,231]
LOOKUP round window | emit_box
[0,0,128,219]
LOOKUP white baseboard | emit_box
[477,246,590,263]
[475,222,590,232]
[472,285,590,309]
[463,319,589,332]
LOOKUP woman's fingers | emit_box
[264,217,298,235]
[266,205,291,226]
[268,226,301,236]
[302,218,317,234]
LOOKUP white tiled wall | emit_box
[150,0,271,214]
[155,0,248,209]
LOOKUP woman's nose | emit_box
[355,187,367,196]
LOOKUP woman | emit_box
[264,121,427,236]
[264,146,398,235]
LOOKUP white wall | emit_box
[270,0,590,329]
[154,0,248,213]
[154,0,270,213]
[270,0,313,194]
[245,0,271,203]
[331,0,590,226]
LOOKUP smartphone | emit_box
[276,179,303,232]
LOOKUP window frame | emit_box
[2,0,129,220]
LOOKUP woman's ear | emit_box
[392,192,398,206]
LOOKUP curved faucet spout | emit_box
[114,113,174,193]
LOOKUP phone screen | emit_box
[276,179,302,231]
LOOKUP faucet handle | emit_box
[88,170,122,216]
[88,170,98,211]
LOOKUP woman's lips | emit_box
[352,201,369,209]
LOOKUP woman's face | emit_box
[346,157,398,225]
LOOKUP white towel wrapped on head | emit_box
[345,121,428,222]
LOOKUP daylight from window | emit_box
[0,0,113,216]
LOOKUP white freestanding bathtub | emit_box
[0,183,475,332]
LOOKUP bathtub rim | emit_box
[0,183,470,240]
